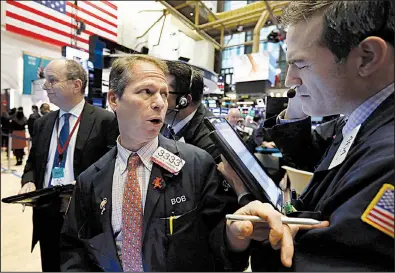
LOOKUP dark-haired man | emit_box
[163,60,222,163]
[163,60,239,219]
[217,1,394,271]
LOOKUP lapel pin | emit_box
[152,177,165,190]
[100,198,107,215]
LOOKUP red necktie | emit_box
[122,154,144,272]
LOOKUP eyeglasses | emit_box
[42,79,71,90]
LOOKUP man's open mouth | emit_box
[148,118,163,125]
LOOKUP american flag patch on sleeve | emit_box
[361,184,394,238]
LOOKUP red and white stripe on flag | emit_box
[361,183,394,238]
[5,0,118,52]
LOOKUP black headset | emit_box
[175,67,194,110]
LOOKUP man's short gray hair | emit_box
[109,55,168,98]
[64,59,87,93]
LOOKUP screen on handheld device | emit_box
[212,119,283,209]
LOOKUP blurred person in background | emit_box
[245,115,260,130]
[11,107,27,165]
[27,105,40,137]
[1,110,11,156]
[9,107,16,119]
[40,103,51,116]
[226,108,241,129]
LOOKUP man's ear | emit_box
[187,94,193,104]
[356,37,388,77]
[107,90,118,112]
[73,79,83,94]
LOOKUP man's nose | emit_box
[151,92,165,110]
[285,67,302,88]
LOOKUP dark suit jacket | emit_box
[172,103,222,163]
[241,94,394,271]
[22,102,119,249]
[60,135,238,272]
[27,112,40,137]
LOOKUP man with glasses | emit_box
[19,59,119,271]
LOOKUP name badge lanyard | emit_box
[56,114,82,165]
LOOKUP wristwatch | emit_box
[237,192,254,206]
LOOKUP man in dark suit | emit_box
[27,105,40,137]
[162,60,221,162]
[19,59,118,272]
[60,55,237,271]
[163,60,239,223]
[217,1,394,271]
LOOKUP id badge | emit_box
[151,147,185,175]
[52,167,65,186]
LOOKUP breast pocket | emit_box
[160,206,198,237]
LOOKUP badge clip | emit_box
[99,198,107,215]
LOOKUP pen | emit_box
[22,184,31,213]
[226,214,322,226]
[169,216,174,235]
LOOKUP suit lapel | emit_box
[39,111,58,188]
[92,153,116,232]
[142,164,166,243]
[41,111,58,158]
[142,135,180,243]
[86,148,122,271]
[74,103,95,161]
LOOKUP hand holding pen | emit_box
[225,201,329,268]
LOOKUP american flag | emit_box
[362,185,394,238]
[5,0,118,51]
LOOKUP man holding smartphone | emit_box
[217,1,394,271]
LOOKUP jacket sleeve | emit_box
[60,175,96,271]
[21,119,40,186]
[264,116,340,172]
[250,130,395,271]
[199,153,250,271]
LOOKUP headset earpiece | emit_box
[176,95,189,110]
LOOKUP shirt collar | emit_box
[342,83,394,136]
[116,136,159,174]
[172,108,198,135]
[59,99,85,118]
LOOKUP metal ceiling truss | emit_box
[157,0,289,51]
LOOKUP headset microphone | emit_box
[287,88,296,98]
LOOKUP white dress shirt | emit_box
[112,136,159,257]
[43,99,85,188]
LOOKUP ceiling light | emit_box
[237,25,243,32]
[190,12,194,16]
